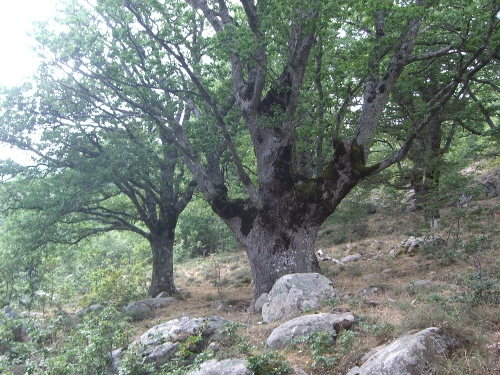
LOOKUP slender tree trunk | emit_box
[148,230,176,297]
[408,117,443,225]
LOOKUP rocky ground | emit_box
[113,188,500,374]
[4,169,499,374]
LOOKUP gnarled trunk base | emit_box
[238,217,321,301]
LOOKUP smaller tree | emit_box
[387,59,500,225]
[0,80,196,298]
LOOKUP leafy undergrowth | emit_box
[2,195,500,374]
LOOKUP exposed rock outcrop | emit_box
[390,236,444,256]
[481,170,500,197]
[346,327,454,375]
[123,297,177,313]
[342,253,362,263]
[111,316,231,372]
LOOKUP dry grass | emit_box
[121,194,500,374]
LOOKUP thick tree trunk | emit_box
[242,218,321,298]
[211,140,367,303]
[148,230,176,297]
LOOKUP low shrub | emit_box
[247,352,290,375]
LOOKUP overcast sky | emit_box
[0,0,58,86]
[0,0,58,162]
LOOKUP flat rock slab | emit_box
[187,358,251,375]
[342,253,362,263]
[111,316,231,371]
[124,297,177,312]
[262,273,337,323]
[346,327,453,375]
[139,316,230,347]
[267,312,355,349]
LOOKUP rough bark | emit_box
[404,71,457,225]
[408,117,443,222]
[210,139,371,300]
[148,230,177,297]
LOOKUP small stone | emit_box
[253,293,269,313]
[358,287,380,296]
[414,279,432,287]
[342,253,362,263]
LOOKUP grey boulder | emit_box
[342,253,362,263]
[346,327,453,375]
[253,293,269,314]
[123,297,177,313]
[267,312,355,349]
[262,273,337,323]
[390,236,444,256]
[187,358,251,375]
[111,316,231,372]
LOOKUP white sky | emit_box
[0,0,58,86]
[0,0,58,162]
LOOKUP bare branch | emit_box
[408,45,454,63]
[465,84,495,129]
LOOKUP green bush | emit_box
[116,344,155,375]
[291,331,338,369]
[217,322,250,357]
[454,275,500,307]
[28,306,134,375]
[247,352,289,375]
[337,330,357,354]
[0,316,30,364]
[359,319,395,342]
[79,264,147,306]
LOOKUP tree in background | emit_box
[1,0,499,303]
[0,80,196,297]
[385,52,500,225]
